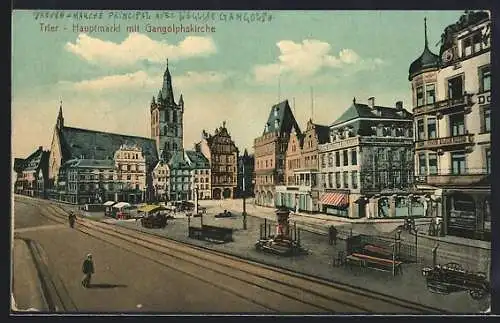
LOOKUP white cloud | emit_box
[253,39,383,83]
[65,33,216,66]
[59,70,229,92]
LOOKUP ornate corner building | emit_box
[408,11,491,240]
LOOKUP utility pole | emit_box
[242,162,247,230]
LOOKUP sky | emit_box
[12,10,466,158]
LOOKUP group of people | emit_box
[67,211,95,288]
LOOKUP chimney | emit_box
[396,101,403,110]
[39,146,43,151]
[368,97,375,109]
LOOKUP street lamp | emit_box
[242,162,247,230]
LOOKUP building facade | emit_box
[235,149,255,198]
[14,147,50,198]
[114,144,148,203]
[152,160,169,202]
[318,97,416,218]
[186,150,212,200]
[150,61,184,162]
[198,122,238,199]
[168,151,193,201]
[409,11,491,240]
[59,159,116,204]
[254,100,300,207]
[47,104,158,204]
[276,120,330,213]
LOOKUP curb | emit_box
[414,232,491,251]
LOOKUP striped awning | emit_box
[319,192,349,207]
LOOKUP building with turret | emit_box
[409,12,491,240]
[150,60,185,162]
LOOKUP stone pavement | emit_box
[110,211,488,313]
[12,238,48,311]
[45,198,491,312]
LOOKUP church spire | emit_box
[56,100,64,130]
[162,58,175,105]
[424,17,428,49]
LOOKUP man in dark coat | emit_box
[81,253,95,288]
[68,211,76,228]
[328,225,337,245]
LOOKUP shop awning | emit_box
[319,192,349,207]
[113,202,131,209]
[138,204,166,213]
[103,201,116,206]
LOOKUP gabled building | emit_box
[152,160,169,202]
[15,147,50,198]
[150,60,184,162]
[186,149,211,200]
[48,103,158,203]
[198,122,238,199]
[318,97,415,218]
[253,100,300,207]
[276,119,330,213]
[409,12,491,240]
[168,150,193,201]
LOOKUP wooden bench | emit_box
[189,225,234,242]
[351,253,403,275]
[363,244,392,258]
[346,254,366,269]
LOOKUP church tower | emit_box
[150,60,184,162]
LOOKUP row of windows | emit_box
[214,166,236,172]
[256,175,274,185]
[194,177,210,183]
[152,110,179,124]
[322,171,359,190]
[194,169,210,175]
[118,164,145,172]
[212,176,234,184]
[257,158,273,169]
[213,154,235,163]
[418,149,491,175]
[321,149,358,168]
[116,152,142,160]
[414,65,490,107]
[196,184,210,190]
[416,108,490,141]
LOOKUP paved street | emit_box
[12,199,274,313]
[14,196,491,313]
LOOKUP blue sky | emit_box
[12,10,465,158]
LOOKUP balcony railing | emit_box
[415,133,474,150]
[413,94,472,116]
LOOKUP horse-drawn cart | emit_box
[422,262,490,300]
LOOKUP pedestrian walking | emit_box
[432,243,439,267]
[81,253,95,288]
[328,225,337,245]
[68,211,76,228]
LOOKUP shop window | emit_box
[484,199,491,232]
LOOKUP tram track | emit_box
[16,197,446,314]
